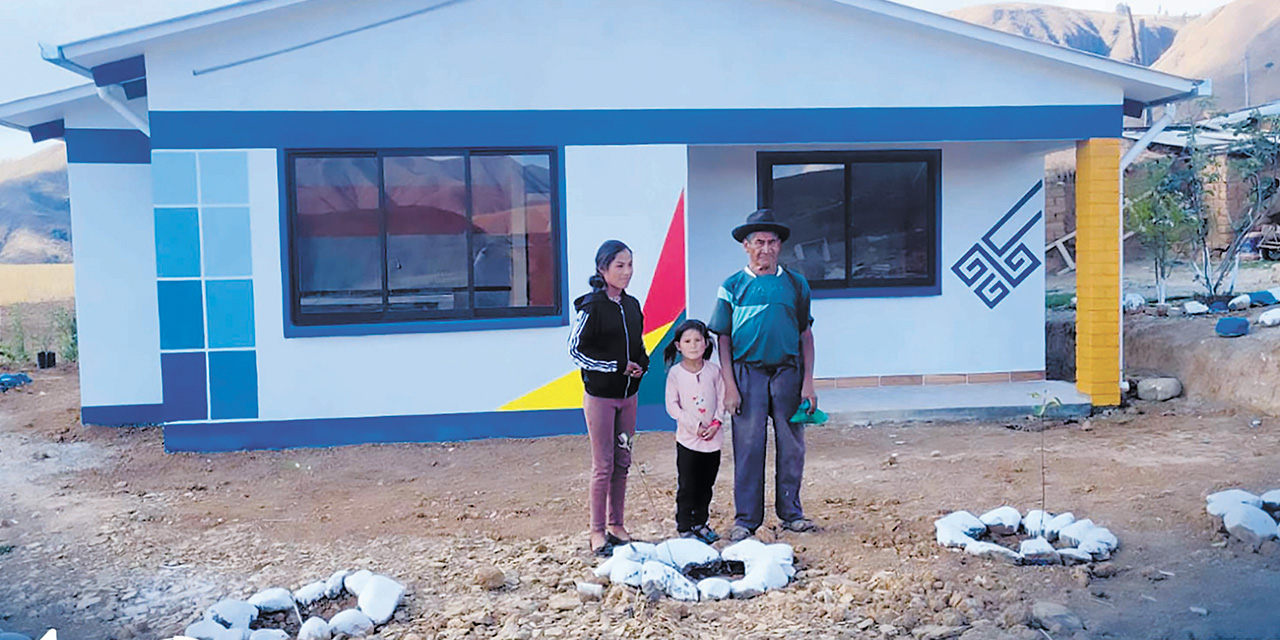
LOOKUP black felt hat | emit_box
[732,208,791,243]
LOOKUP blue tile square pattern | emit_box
[157,280,205,350]
[202,207,253,277]
[208,350,258,419]
[205,280,255,348]
[199,151,249,205]
[162,351,207,421]
[152,152,198,206]
[154,208,201,277]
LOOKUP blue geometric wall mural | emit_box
[951,181,1044,309]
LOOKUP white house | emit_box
[0,0,1206,451]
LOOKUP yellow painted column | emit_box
[1075,138,1122,406]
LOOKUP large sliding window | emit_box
[759,150,940,294]
[287,149,560,326]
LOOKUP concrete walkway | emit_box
[819,380,1091,424]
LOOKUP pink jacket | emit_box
[664,360,727,453]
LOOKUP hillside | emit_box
[0,143,71,264]
[950,3,1188,65]
[1152,0,1280,112]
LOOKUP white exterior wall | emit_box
[144,0,1121,112]
[66,161,162,407]
[687,142,1050,378]
[248,145,685,420]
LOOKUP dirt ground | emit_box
[1,365,1278,640]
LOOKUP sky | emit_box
[0,0,1239,161]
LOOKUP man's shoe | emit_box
[781,517,816,533]
[693,524,721,544]
[727,525,754,542]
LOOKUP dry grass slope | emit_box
[1153,0,1280,112]
[0,264,75,304]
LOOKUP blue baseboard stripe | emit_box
[164,404,675,452]
[151,105,1121,150]
[82,403,166,426]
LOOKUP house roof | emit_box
[4,0,1209,128]
[0,84,99,132]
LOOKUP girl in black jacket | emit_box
[568,240,648,555]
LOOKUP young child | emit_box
[663,319,727,544]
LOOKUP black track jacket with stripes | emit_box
[568,289,649,399]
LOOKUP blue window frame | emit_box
[284,148,563,328]
[758,150,941,297]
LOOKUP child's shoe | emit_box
[678,529,698,539]
[693,524,721,544]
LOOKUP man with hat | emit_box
[708,208,818,542]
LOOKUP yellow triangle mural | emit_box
[499,321,674,411]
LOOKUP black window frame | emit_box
[285,147,563,328]
[758,149,942,294]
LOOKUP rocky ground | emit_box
[1,370,1279,640]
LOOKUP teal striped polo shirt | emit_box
[708,266,813,367]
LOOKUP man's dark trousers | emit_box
[731,362,805,531]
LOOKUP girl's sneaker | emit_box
[693,524,721,544]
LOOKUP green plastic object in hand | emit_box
[789,399,828,425]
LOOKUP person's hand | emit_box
[624,361,644,378]
[724,384,741,415]
[801,379,818,414]
[700,419,722,440]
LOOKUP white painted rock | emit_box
[1259,309,1280,327]
[697,577,732,601]
[1045,512,1076,542]
[964,541,1022,564]
[979,506,1021,535]
[1019,538,1060,565]
[610,542,658,564]
[1229,294,1252,311]
[328,609,374,637]
[1079,527,1120,559]
[215,630,249,640]
[936,511,986,537]
[935,523,976,549]
[1137,378,1182,401]
[653,538,720,570]
[1124,293,1146,311]
[1023,510,1050,537]
[1185,301,1210,314]
[575,581,604,600]
[608,557,644,587]
[357,574,405,624]
[206,600,258,629]
[184,620,228,640]
[247,588,294,613]
[731,559,789,599]
[1058,519,1097,547]
[1223,504,1278,550]
[720,538,768,563]
[293,581,327,607]
[1262,490,1280,511]
[1207,490,1263,517]
[640,560,699,601]
[324,570,351,599]
[342,570,374,597]
[297,616,331,640]
[1057,548,1093,565]
[248,630,288,640]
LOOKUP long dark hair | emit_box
[589,239,631,292]
[663,319,715,366]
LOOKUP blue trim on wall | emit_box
[122,78,148,100]
[65,129,151,164]
[285,314,570,338]
[151,105,1122,150]
[92,55,146,87]
[162,352,208,421]
[811,284,943,299]
[164,403,675,452]
[29,119,65,143]
[82,403,165,426]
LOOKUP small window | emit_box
[287,149,560,326]
[759,151,940,293]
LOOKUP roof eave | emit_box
[53,0,314,69]
[0,84,100,129]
